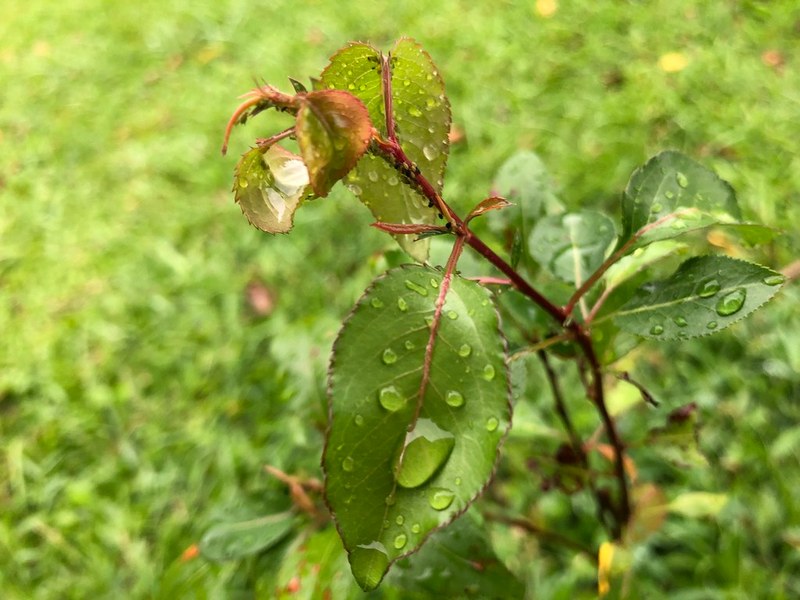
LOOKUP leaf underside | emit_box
[324,265,510,591]
[319,39,451,262]
[620,150,741,248]
[613,255,784,340]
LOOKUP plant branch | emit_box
[539,351,586,469]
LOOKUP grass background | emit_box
[1,0,799,597]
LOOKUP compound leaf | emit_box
[529,210,617,285]
[324,265,510,591]
[620,151,741,249]
[612,256,785,340]
[233,146,311,234]
[296,90,372,197]
[319,39,450,262]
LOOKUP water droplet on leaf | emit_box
[458,344,472,357]
[404,339,415,350]
[382,348,398,365]
[393,419,455,488]
[397,297,409,311]
[405,280,428,296]
[354,414,365,426]
[408,106,423,118]
[651,202,663,213]
[378,385,405,411]
[371,297,384,308]
[422,144,440,161]
[650,324,664,335]
[393,533,407,549]
[676,172,689,188]
[395,515,405,525]
[445,390,465,408]
[715,288,746,316]
[707,321,718,330]
[665,190,675,199]
[486,417,499,432]
[429,278,439,288]
[673,316,688,327]
[367,170,379,182]
[427,487,455,511]
[482,364,496,381]
[698,279,721,298]
[342,456,355,472]
[447,310,458,320]
[763,274,785,286]
[411,523,421,533]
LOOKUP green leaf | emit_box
[295,90,372,197]
[387,512,524,598]
[528,210,617,285]
[612,255,785,340]
[492,150,562,218]
[620,151,741,248]
[324,265,510,591]
[198,511,296,562]
[603,240,687,289]
[668,492,729,519]
[233,146,311,234]
[319,39,450,262]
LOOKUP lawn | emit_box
[1,0,799,597]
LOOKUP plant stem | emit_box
[539,351,586,468]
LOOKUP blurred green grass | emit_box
[1,0,798,597]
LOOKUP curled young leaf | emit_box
[233,146,311,234]
[296,90,372,197]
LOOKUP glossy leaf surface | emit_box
[199,511,295,562]
[613,256,784,340]
[233,146,310,233]
[529,210,617,285]
[387,512,524,598]
[320,39,450,262]
[325,265,510,590]
[620,151,741,248]
[296,90,372,197]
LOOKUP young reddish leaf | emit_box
[324,266,510,591]
[233,146,311,234]
[295,90,372,197]
[466,196,512,223]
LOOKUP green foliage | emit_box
[199,511,296,562]
[325,265,509,589]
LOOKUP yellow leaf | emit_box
[659,52,689,73]
[598,541,615,597]
[535,0,558,18]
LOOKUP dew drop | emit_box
[650,324,664,335]
[651,202,663,213]
[405,280,429,296]
[393,419,455,488]
[411,523,421,533]
[715,287,746,317]
[404,339,416,351]
[382,520,390,529]
[348,184,362,196]
[385,493,396,506]
[482,364,496,381]
[427,487,455,511]
[445,390,465,408]
[382,348,398,365]
[424,315,434,328]
[429,278,439,288]
[238,178,249,189]
[697,279,721,298]
[422,144,440,161]
[408,106,423,118]
[763,274,785,286]
[367,170,379,182]
[393,534,407,549]
[673,316,688,327]
[378,385,405,411]
[426,97,438,109]
[349,543,389,591]
[371,297,384,308]
[387,175,399,186]
[665,190,675,199]
[485,417,499,432]
[455,477,462,486]
[676,172,689,188]
[347,83,355,90]
[354,414,365,426]
[458,343,472,357]
[342,456,355,472]
[397,297,409,311]
[447,310,458,320]
[395,515,405,525]
[707,321,718,330]
[403,79,411,87]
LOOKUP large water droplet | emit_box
[673,316,688,328]
[393,418,455,488]
[445,390,465,408]
[715,287,746,316]
[458,344,472,357]
[382,348,398,365]
[342,456,355,472]
[650,324,664,335]
[405,280,429,296]
[485,417,499,432]
[397,297,409,311]
[482,364,496,381]
[378,385,405,412]
[371,297,384,308]
[349,543,389,592]
[763,274,785,286]
[422,144,440,161]
[676,172,689,188]
[393,533,407,549]
[698,279,721,298]
[427,487,455,511]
